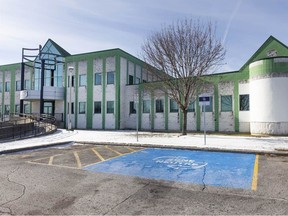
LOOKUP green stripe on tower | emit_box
[10,70,15,113]
[75,62,79,128]
[234,81,239,132]
[86,57,93,129]
[115,55,121,129]
[102,58,106,129]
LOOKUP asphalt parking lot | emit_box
[0,143,288,215]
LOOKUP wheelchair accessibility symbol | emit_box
[153,156,208,170]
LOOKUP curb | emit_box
[1,140,288,156]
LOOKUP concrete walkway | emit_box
[1,129,288,154]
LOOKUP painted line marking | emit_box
[252,154,259,191]
[105,146,123,156]
[91,148,105,161]
[125,146,137,152]
[27,161,78,169]
[48,156,54,165]
[73,151,82,169]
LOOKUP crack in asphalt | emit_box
[0,167,26,215]
[201,166,207,191]
[103,182,150,215]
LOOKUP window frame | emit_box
[79,102,86,114]
[170,99,179,113]
[239,94,250,111]
[94,101,101,114]
[79,74,87,87]
[155,99,164,113]
[142,100,151,114]
[107,71,115,85]
[129,101,136,114]
[94,73,102,86]
[202,96,213,112]
[5,81,10,92]
[221,95,233,112]
[16,81,21,91]
[107,101,114,114]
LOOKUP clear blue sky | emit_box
[0,0,287,72]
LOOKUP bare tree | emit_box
[142,19,225,135]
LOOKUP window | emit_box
[129,101,136,114]
[68,102,74,114]
[188,101,195,112]
[15,104,20,114]
[240,94,249,111]
[79,102,86,114]
[170,99,179,113]
[221,95,233,112]
[107,72,115,84]
[0,82,2,92]
[94,73,102,85]
[202,96,213,112]
[16,81,21,91]
[68,76,75,87]
[156,99,164,113]
[128,75,134,85]
[5,82,10,92]
[24,80,30,90]
[143,100,151,113]
[94,101,101,114]
[107,101,114,114]
[79,74,87,87]
[24,104,30,114]
[4,105,10,115]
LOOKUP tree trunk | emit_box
[182,109,187,135]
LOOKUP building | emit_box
[0,36,288,135]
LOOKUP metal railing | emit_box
[0,113,57,142]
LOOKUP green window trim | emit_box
[107,71,115,85]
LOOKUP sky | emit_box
[0,0,287,72]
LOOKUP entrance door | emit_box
[43,101,54,115]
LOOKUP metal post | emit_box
[68,67,74,130]
[204,104,206,145]
[40,59,45,114]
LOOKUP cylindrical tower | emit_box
[249,57,288,135]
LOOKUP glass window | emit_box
[94,73,102,85]
[240,94,249,111]
[24,80,30,90]
[0,82,2,92]
[79,102,86,114]
[107,101,114,114]
[221,95,233,112]
[16,81,21,91]
[156,99,164,113]
[94,101,101,114]
[68,75,75,87]
[24,104,30,114]
[4,105,10,115]
[128,75,134,85]
[107,72,115,84]
[15,104,20,114]
[188,100,195,112]
[143,100,151,113]
[202,96,213,112]
[170,99,179,113]
[5,82,10,92]
[79,74,87,87]
[129,101,136,114]
[68,102,74,114]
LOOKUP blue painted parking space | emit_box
[83,148,257,190]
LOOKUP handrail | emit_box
[0,113,58,142]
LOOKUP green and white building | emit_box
[1,36,288,135]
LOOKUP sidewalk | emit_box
[1,129,288,154]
